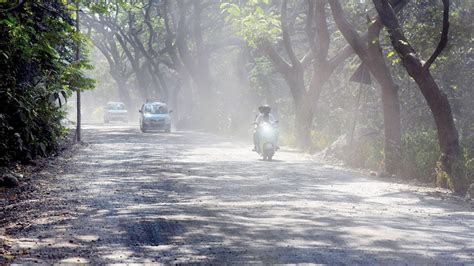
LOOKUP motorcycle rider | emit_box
[253,105,276,152]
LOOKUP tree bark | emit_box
[367,20,402,174]
[373,0,467,194]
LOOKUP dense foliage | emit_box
[0,1,93,165]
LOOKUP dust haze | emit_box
[2,0,472,264]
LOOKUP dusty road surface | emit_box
[2,124,473,264]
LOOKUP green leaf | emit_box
[227,5,241,16]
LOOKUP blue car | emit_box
[139,102,172,133]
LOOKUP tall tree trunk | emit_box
[294,103,314,150]
[367,21,402,174]
[415,72,464,189]
[373,70,402,174]
[135,70,150,101]
[112,73,132,108]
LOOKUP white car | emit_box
[104,102,128,123]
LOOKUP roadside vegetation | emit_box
[0,1,93,166]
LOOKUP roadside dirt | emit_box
[1,124,473,264]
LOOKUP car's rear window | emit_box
[107,102,125,110]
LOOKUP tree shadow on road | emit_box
[4,126,473,264]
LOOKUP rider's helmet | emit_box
[258,105,271,115]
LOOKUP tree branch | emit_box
[305,0,315,52]
[281,0,301,67]
[176,0,196,75]
[328,0,367,58]
[313,0,330,63]
[373,0,422,72]
[0,0,25,13]
[144,1,157,54]
[328,0,409,72]
[263,41,292,75]
[162,0,183,71]
[423,0,450,70]
[327,44,355,72]
[300,50,313,67]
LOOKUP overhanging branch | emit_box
[0,0,25,13]
[281,0,301,67]
[423,0,450,70]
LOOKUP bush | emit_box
[92,107,105,122]
[400,130,473,185]
[311,130,332,152]
[462,135,474,184]
[401,130,440,181]
[345,134,384,170]
[0,2,93,165]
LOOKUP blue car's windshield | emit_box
[144,104,168,114]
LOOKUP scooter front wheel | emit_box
[262,152,273,161]
[262,148,274,161]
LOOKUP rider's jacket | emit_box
[255,113,276,125]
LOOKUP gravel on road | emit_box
[1,124,473,264]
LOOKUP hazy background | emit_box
[72,0,473,183]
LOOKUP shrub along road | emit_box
[1,124,473,263]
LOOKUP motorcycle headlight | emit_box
[260,124,275,137]
[262,124,272,131]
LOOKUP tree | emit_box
[328,0,407,174]
[84,18,133,108]
[84,1,175,107]
[373,0,467,193]
[225,0,354,149]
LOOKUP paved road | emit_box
[3,124,474,264]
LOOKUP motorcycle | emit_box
[254,121,279,161]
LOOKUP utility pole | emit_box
[75,1,81,143]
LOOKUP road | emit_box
[3,124,474,264]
